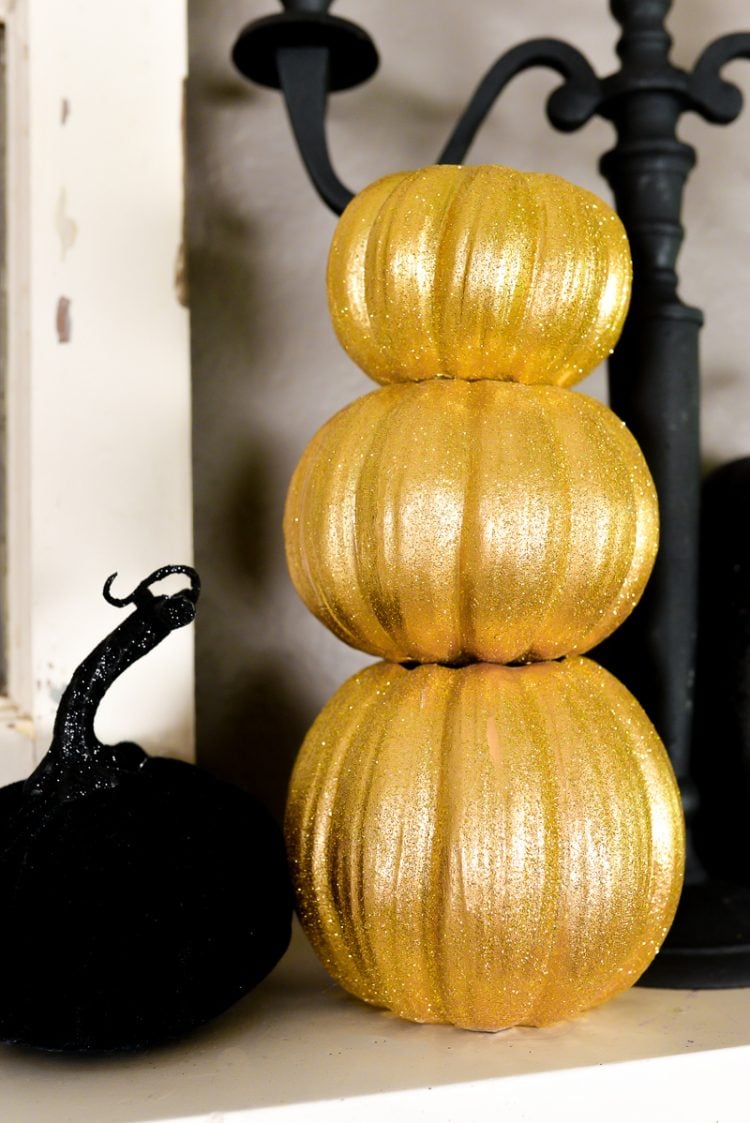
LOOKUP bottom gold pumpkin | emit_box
[285,657,685,1031]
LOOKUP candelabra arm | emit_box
[690,33,750,124]
[277,46,354,214]
[232,3,378,213]
[439,40,602,164]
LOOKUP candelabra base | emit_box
[638,880,750,989]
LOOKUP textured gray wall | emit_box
[187,0,750,817]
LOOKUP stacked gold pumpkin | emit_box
[284,165,685,1031]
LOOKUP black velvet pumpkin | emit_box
[0,566,292,1053]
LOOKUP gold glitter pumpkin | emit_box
[284,380,658,665]
[286,658,685,1032]
[327,165,631,387]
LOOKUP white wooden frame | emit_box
[0,0,193,784]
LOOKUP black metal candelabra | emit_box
[232,0,750,988]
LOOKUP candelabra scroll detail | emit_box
[232,22,605,211]
[438,40,602,164]
[689,33,750,123]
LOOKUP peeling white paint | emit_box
[54,187,77,259]
[55,295,72,342]
[0,0,191,785]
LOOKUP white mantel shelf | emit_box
[2,923,748,1123]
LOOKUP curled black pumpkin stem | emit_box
[103,565,201,609]
[26,565,201,799]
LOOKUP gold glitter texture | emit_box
[284,380,658,664]
[327,165,632,387]
[285,163,685,1033]
[286,658,685,1032]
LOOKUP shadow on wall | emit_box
[199,435,313,824]
[189,229,314,820]
[193,654,313,825]
[187,0,316,822]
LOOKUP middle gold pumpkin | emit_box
[285,381,658,665]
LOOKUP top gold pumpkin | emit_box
[327,165,631,387]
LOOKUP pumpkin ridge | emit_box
[531,181,586,384]
[526,388,607,656]
[509,664,561,1028]
[597,663,683,971]
[328,171,404,377]
[366,666,446,1020]
[598,405,659,635]
[364,174,418,381]
[455,384,479,658]
[567,391,657,650]
[290,667,386,998]
[284,408,369,651]
[512,174,549,383]
[520,660,613,1023]
[560,662,629,1010]
[340,667,404,1001]
[520,387,575,658]
[429,167,481,378]
[436,166,498,377]
[446,666,500,1026]
[571,662,666,1003]
[547,660,680,1015]
[572,194,608,377]
[383,668,442,991]
[549,183,589,383]
[350,388,409,655]
[573,394,642,648]
[587,669,658,1000]
[425,665,463,1024]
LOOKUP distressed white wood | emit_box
[0,0,35,780]
[0,0,192,785]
